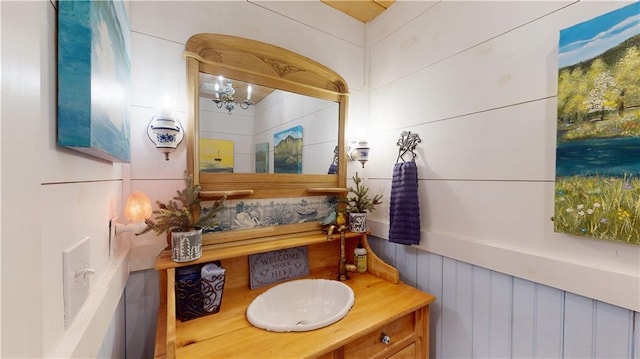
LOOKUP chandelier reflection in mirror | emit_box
[213,76,253,115]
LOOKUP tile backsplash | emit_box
[203,196,338,233]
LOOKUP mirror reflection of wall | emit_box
[199,73,339,174]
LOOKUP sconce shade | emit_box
[147,116,184,160]
[124,191,152,222]
[355,145,370,161]
[348,140,370,168]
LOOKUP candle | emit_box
[247,85,252,101]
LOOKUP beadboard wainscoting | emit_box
[98,269,159,359]
[368,236,640,359]
[125,270,160,359]
[97,293,126,358]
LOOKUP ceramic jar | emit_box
[348,213,367,233]
[171,228,203,262]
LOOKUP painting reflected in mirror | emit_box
[199,73,339,175]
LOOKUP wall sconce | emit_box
[109,191,152,256]
[147,115,184,161]
[116,191,151,235]
[347,140,371,168]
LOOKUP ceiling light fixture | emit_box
[212,76,253,115]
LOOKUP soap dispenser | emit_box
[354,239,367,273]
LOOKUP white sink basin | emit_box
[246,279,355,332]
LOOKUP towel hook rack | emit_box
[327,145,339,174]
[331,145,339,166]
[395,131,421,163]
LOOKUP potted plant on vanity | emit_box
[138,172,225,262]
[342,172,383,233]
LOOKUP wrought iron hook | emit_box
[395,131,422,163]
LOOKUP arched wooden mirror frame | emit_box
[184,33,349,245]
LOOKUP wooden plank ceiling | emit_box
[321,0,395,23]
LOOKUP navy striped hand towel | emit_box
[389,161,421,245]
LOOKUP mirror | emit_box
[198,73,340,174]
[184,34,349,244]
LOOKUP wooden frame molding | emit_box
[184,33,350,245]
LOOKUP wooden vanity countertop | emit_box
[167,270,435,358]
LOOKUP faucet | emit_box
[326,225,336,240]
[337,225,348,281]
[325,224,348,281]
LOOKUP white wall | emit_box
[1,1,129,357]
[363,1,640,313]
[199,98,256,173]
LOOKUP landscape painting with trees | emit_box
[555,2,640,244]
[273,125,303,173]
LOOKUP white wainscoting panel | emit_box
[593,300,634,359]
[125,270,160,359]
[97,293,126,359]
[534,284,565,358]
[416,250,444,359]
[635,311,640,359]
[564,292,596,358]
[472,268,512,358]
[442,258,474,358]
[396,245,418,287]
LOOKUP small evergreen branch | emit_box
[137,171,226,235]
[196,197,225,229]
[342,172,383,213]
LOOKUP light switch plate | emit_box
[63,236,91,329]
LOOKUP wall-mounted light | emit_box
[109,191,152,257]
[124,191,152,225]
[113,191,152,235]
[347,140,371,168]
[147,115,184,161]
[212,76,253,115]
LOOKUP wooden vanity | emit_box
[154,231,436,359]
[153,33,436,359]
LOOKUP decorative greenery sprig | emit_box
[137,172,225,235]
[342,172,383,213]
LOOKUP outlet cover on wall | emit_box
[63,236,93,329]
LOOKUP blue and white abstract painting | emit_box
[58,0,131,162]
